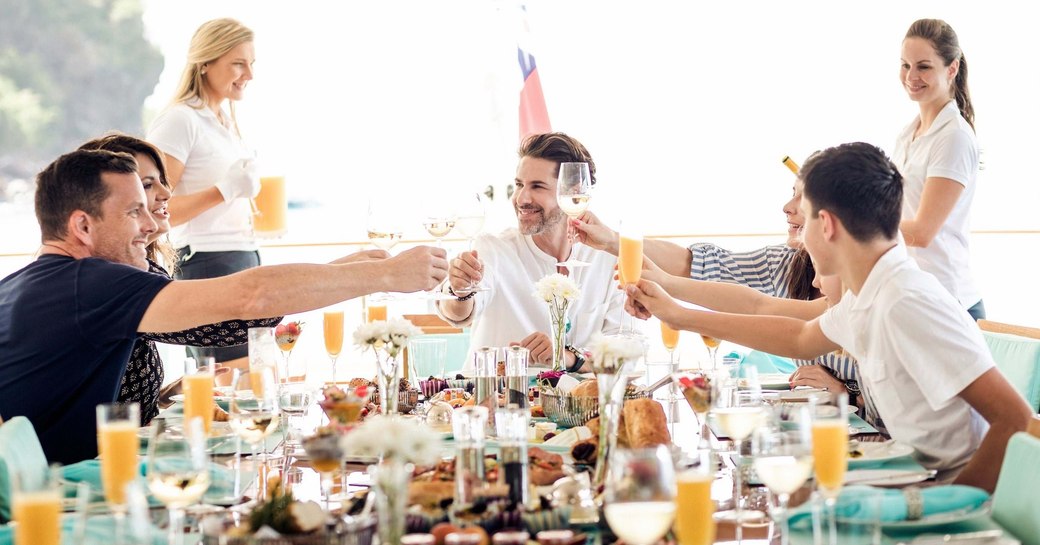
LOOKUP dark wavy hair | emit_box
[518,132,597,185]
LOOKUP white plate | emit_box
[847,441,914,468]
[780,388,829,402]
[843,469,930,487]
[881,502,991,529]
[742,373,791,389]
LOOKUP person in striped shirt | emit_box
[575,182,883,429]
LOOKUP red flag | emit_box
[518,7,551,141]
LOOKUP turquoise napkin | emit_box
[726,350,798,375]
[61,459,240,504]
[788,485,989,527]
[0,513,168,545]
[0,417,49,523]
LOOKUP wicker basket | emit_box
[539,390,651,428]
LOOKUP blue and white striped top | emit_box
[688,242,884,430]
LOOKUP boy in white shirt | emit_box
[624,142,1030,492]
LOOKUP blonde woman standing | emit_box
[148,18,261,363]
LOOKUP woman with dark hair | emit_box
[895,19,983,319]
[78,133,281,424]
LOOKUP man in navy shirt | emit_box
[0,149,449,464]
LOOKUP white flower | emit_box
[385,317,423,358]
[533,273,579,304]
[353,321,389,351]
[340,415,442,465]
[587,333,646,374]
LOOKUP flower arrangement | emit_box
[339,414,442,465]
[353,317,423,414]
[586,333,646,374]
[533,273,580,371]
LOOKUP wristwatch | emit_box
[565,344,586,372]
[844,379,861,405]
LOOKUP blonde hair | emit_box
[171,18,254,136]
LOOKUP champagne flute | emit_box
[11,464,62,545]
[675,466,716,545]
[555,162,592,268]
[229,368,281,501]
[181,358,215,436]
[366,195,404,251]
[453,192,490,292]
[147,418,211,545]
[753,416,814,545]
[603,446,677,545]
[701,334,722,370]
[811,392,849,545]
[661,322,680,396]
[96,402,140,545]
[616,221,644,333]
[323,310,344,384]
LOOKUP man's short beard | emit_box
[517,207,566,236]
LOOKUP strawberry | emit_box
[678,377,694,389]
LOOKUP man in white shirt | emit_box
[437,133,628,372]
[624,142,1030,492]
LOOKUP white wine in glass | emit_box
[604,446,677,545]
[367,230,403,251]
[366,195,404,252]
[555,162,592,268]
[147,418,211,545]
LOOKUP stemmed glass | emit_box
[274,321,304,381]
[301,428,346,513]
[675,466,716,545]
[603,446,677,545]
[11,464,63,545]
[811,392,849,545]
[323,310,344,384]
[661,321,680,375]
[453,191,490,292]
[711,376,767,543]
[673,370,713,449]
[701,334,722,370]
[278,381,316,453]
[147,418,211,545]
[96,402,140,545]
[555,162,592,268]
[229,368,281,502]
[753,413,814,545]
[366,195,404,251]
[616,222,643,333]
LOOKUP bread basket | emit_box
[539,390,649,428]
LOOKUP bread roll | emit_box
[586,415,630,447]
[622,398,671,448]
[570,379,598,397]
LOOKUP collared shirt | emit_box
[436,228,631,372]
[819,244,993,476]
[892,99,980,309]
[147,99,257,252]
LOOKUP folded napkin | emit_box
[788,485,989,527]
[0,417,49,523]
[0,513,168,545]
[726,350,798,375]
[61,459,240,504]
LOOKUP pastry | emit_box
[621,398,671,448]
[570,379,598,398]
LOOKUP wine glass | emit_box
[147,418,211,545]
[453,191,490,292]
[711,379,767,542]
[701,334,722,370]
[555,162,592,268]
[11,464,63,545]
[810,392,849,545]
[366,195,404,251]
[323,310,344,384]
[301,428,346,512]
[753,415,813,545]
[603,446,677,545]
[229,368,281,502]
[96,402,140,545]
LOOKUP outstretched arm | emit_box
[953,368,1033,492]
[625,280,838,360]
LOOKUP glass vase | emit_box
[370,459,412,545]
[592,371,631,488]
[548,302,569,371]
[376,354,400,415]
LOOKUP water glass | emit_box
[504,346,529,408]
[409,338,448,380]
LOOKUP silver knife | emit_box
[896,529,1005,545]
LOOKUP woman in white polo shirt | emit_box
[148,18,261,362]
[894,19,984,319]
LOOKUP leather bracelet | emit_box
[565,344,585,372]
[447,285,476,301]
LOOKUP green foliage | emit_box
[0,0,163,180]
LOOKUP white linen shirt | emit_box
[819,244,993,476]
[892,99,980,309]
[437,228,630,372]
[147,101,257,252]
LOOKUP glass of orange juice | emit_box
[700,334,722,370]
[182,357,215,435]
[811,391,849,545]
[11,464,62,545]
[96,402,140,542]
[674,467,716,545]
[323,310,345,384]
